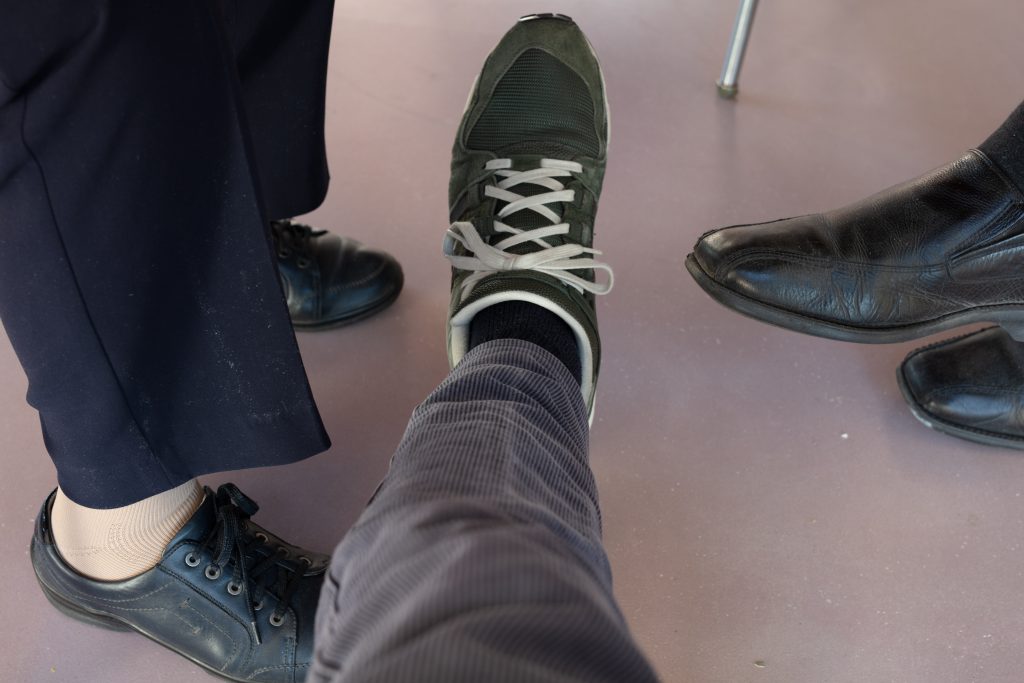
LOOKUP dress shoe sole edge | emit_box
[292,270,404,332]
[35,569,132,632]
[686,254,1024,344]
[33,567,255,683]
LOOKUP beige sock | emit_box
[51,479,204,581]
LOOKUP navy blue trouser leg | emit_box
[0,0,334,507]
[312,340,660,683]
[224,0,335,220]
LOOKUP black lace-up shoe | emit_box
[898,327,1024,449]
[687,150,1024,343]
[272,220,403,329]
[444,15,613,416]
[32,484,328,682]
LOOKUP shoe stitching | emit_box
[246,606,298,679]
[710,264,980,324]
[948,200,1024,259]
[902,327,998,360]
[250,662,309,679]
[713,252,1024,312]
[704,152,1024,279]
[177,597,242,669]
[326,262,388,291]
[44,568,242,666]
[46,571,174,606]
[702,261,1024,332]
[716,249,953,277]
[695,216,798,243]
[970,148,1024,201]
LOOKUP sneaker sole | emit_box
[685,253,1024,344]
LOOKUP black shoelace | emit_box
[196,484,307,645]
[271,220,325,269]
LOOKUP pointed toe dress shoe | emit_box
[899,326,1024,449]
[687,150,1024,343]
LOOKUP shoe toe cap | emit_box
[693,214,829,279]
[901,327,1024,433]
[691,225,743,281]
[319,240,404,321]
[690,214,911,329]
[691,217,827,302]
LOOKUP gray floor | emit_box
[4,1,1024,681]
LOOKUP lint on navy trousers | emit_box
[0,0,336,507]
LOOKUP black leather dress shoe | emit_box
[32,484,328,682]
[898,327,1024,449]
[687,150,1024,343]
[272,220,403,329]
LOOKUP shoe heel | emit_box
[35,575,131,632]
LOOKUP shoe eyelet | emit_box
[278,548,290,559]
[299,556,312,567]
[184,552,201,567]
[254,532,269,544]
[226,581,242,596]
[277,249,292,259]
[269,613,285,627]
[296,258,311,269]
[253,600,264,611]
[204,565,222,580]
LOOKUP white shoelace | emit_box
[444,158,614,303]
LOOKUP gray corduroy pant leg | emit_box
[310,339,660,682]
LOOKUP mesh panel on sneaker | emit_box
[466,49,600,158]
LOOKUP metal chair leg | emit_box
[717,0,759,99]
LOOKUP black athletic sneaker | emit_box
[444,14,613,415]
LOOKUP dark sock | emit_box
[469,301,582,383]
[980,100,1024,189]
